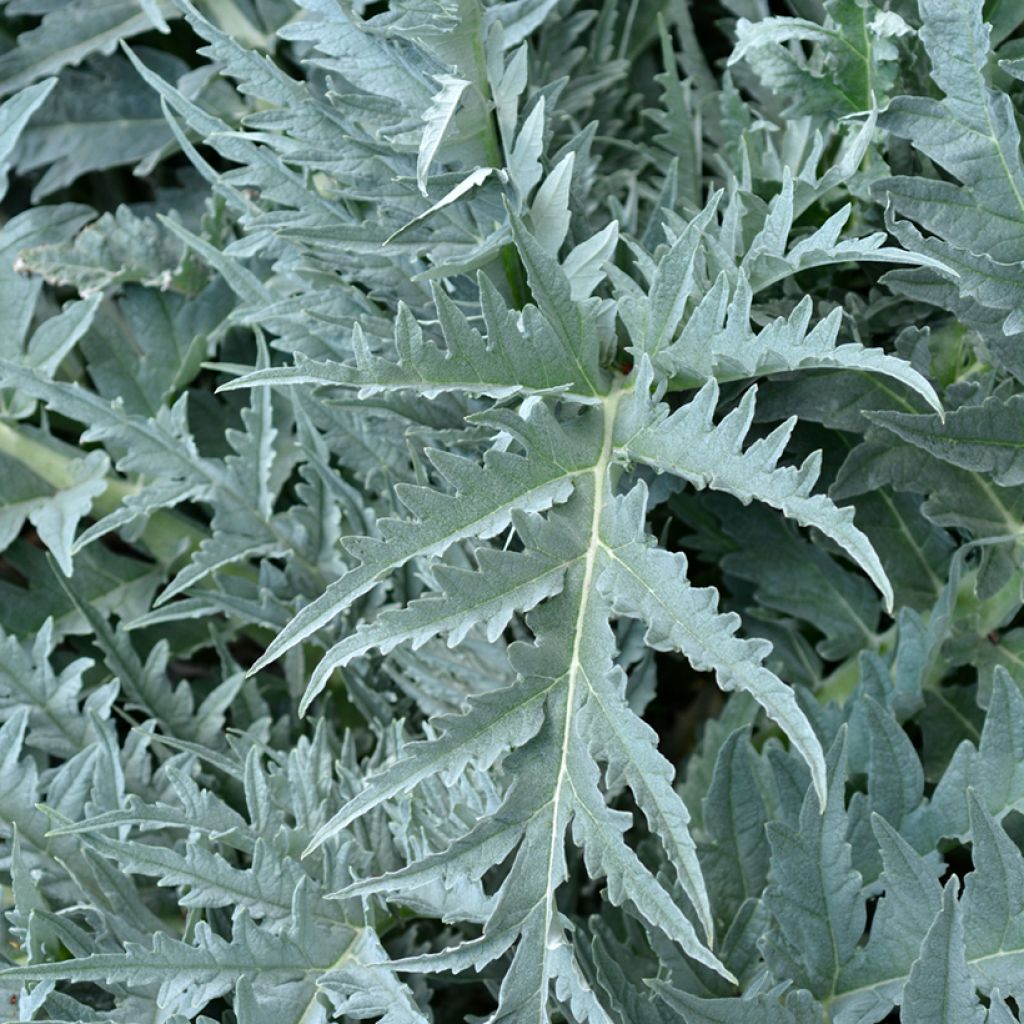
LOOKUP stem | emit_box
[815,626,895,706]
[0,422,206,568]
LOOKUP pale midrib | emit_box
[296,935,364,1024]
[333,557,577,666]
[974,473,1022,536]
[538,387,621,1004]
[257,460,592,673]
[11,938,362,982]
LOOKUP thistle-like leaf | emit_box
[618,364,893,611]
[221,273,588,400]
[879,0,1024,265]
[248,400,604,677]
[762,733,864,997]
[900,883,985,1024]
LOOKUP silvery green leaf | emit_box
[0,913,423,1023]
[619,193,719,359]
[222,278,585,400]
[962,792,1024,995]
[508,211,610,396]
[831,815,943,1022]
[25,448,108,575]
[619,366,893,611]
[19,205,186,295]
[731,0,904,117]
[699,728,771,929]
[650,982,821,1023]
[301,529,573,711]
[879,0,1024,264]
[0,0,175,97]
[597,491,826,806]
[763,733,864,997]
[384,166,499,245]
[507,95,545,198]
[530,152,574,255]
[900,884,985,1024]
[247,401,604,677]
[870,395,1024,487]
[2,0,1022,1020]
[562,220,618,300]
[486,0,562,48]
[0,446,107,575]
[905,670,1024,846]
[0,621,98,757]
[0,78,55,201]
[417,73,469,197]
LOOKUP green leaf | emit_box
[306,424,740,1014]
[713,503,881,661]
[24,449,108,575]
[0,359,207,494]
[652,983,823,1023]
[619,194,719,361]
[14,52,191,199]
[906,670,1024,846]
[509,211,611,397]
[863,695,924,828]
[699,728,771,929]
[730,1,908,116]
[81,280,232,416]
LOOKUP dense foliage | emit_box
[0,0,1023,1020]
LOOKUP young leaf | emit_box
[763,733,864,997]
[901,883,985,1024]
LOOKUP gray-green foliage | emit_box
[0,0,1023,1021]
